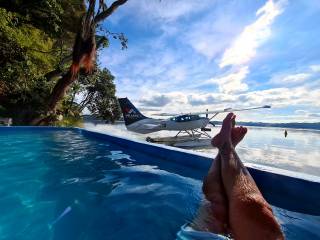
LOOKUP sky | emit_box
[98,0,320,123]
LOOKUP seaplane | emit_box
[118,97,270,148]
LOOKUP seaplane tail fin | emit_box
[118,97,148,126]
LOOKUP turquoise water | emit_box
[0,129,319,239]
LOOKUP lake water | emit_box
[84,122,320,177]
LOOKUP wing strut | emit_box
[209,113,219,121]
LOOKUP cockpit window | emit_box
[190,115,200,120]
[171,115,200,122]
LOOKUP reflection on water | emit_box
[84,123,320,177]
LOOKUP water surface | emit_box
[84,123,320,177]
[0,128,319,239]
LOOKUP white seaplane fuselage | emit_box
[126,117,210,134]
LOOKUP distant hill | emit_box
[210,121,320,130]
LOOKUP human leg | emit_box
[213,113,283,240]
[196,127,248,233]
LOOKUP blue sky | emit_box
[98,0,320,122]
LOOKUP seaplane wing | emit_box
[152,105,271,117]
[193,105,271,115]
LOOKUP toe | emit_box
[241,127,247,133]
[223,113,234,124]
[226,112,234,120]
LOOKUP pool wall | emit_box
[1,126,320,216]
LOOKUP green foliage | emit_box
[0,8,56,73]
[86,69,121,122]
[54,115,84,127]
[0,1,122,125]
[0,0,84,37]
[63,67,121,123]
[0,2,81,123]
[0,8,58,122]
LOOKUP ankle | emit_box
[219,142,234,153]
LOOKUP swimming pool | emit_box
[0,127,319,239]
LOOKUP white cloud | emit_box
[167,66,187,81]
[220,0,287,68]
[185,2,254,60]
[236,86,320,108]
[257,114,320,123]
[99,48,129,67]
[268,64,320,86]
[188,35,230,60]
[281,73,311,83]
[187,93,235,106]
[206,67,249,94]
[137,91,187,107]
[131,84,320,122]
[295,110,308,115]
[310,64,320,73]
[198,0,288,99]
[185,15,242,60]
[294,110,320,119]
[270,73,311,84]
[309,113,320,118]
[139,94,172,107]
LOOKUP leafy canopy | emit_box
[0,1,122,125]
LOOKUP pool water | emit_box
[0,129,319,240]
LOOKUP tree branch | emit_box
[44,68,64,81]
[85,0,96,24]
[94,0,128,24]
[79,92,94,111]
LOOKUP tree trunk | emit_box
[47,70,76,112]
[30,70,76,125]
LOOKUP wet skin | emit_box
[199,113,284,239]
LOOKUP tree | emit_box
[0,1,85,123]
[77,68,121,122]
[37,0,128,125]
[0,0,128,125]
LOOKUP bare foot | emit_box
[212,113,246,149]
[231,126,247,147]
